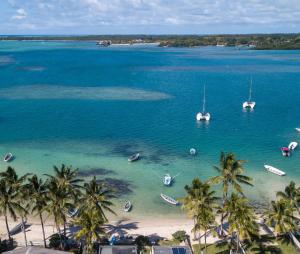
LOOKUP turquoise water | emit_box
[0,41,300,218]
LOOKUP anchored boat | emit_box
[128,153,140,162]
[288,142,298,151]
[160,193,179,205]
[281,147,290,157]
[189,148,197,155]
[196,85,210,121]
[163,174,172,186]
[3,153,13,162]
[264,165,286,176]
[243,78,256,109]
[124,200,132,212]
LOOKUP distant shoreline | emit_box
[1,34,300,49]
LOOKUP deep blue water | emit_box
[0,41,300,216]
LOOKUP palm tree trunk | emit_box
[236,234,239,253]
[21,217,28,247]
[204,230,207,254]
[39,213,47,248]
[198,231,202,254]
[4,213,11,240]
[193,218,197,240]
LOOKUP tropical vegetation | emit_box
[0,152,299,254]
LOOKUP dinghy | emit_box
[163,174,172,186]
[264,165,286,176]
[196,85,210,121]
[160,193,179,205]
[243,78,256,109]
[9,220,26,236]
[189,148,197,155]
[288,142,298,151]
[281,147,290,157]
[124,200,132,212]
[3,153,13,162]
[128,153,140,162]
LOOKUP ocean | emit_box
[0,41,300,219]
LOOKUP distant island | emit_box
[1,34,300,49]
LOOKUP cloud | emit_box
[11,8,27,20]
[2,0,300,34]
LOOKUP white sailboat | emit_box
[243,78,256,109]
[196,85,210,121]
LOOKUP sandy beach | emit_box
[0,215,221,247]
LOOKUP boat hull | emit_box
[264,165,286,176]
[160,193,179,205]
[243,101,256,109]
[196,112,210,121]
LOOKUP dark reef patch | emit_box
[97,178,134,196]
[78,167,116,177]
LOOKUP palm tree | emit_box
[45,164,82,236]
[225,193,258,253]
[79,177,115,222]
[276,181,300,213]
[72,209,106,253]
[28,175,48,247]
[181,178,218,254]
[0,167,28,241]
[210,152,253,236]
[46,178,73,249]
[0,179,23,240]
[265,199,298,237]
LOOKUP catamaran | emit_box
[264,165,286,176]
[243,78,256,109]
[196,85,210,121]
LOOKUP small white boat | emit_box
[196,85,210,121]
[264,165,286,176]
[4,153,13,162]
[243,78,256,109]
[160,193,179,205]
[163,174,172,186]
[281,147,290,157]
[288,142,298,151]
[124,200,132,212]
[128,153,140,162]
[189,148,197,155]
[295,128,300,132]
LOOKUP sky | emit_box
[0,0,300,35]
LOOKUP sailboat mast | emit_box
[248,77,252,102]
[202,85,206,113]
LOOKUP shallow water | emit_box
[0,41,300,218]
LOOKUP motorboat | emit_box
[124,200,132,212]
[264,165,286,176]
[189,148,197,155]
[128,153,140,162]
[281,147,290,157]
[243,78,256,109]
[295,128,300,132]
[4,153,13,162]
[196,85,210,121]
[163,174,172,186]
[160,193,179,205]
[288,142,298,151]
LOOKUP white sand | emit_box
[0,215,220,247]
